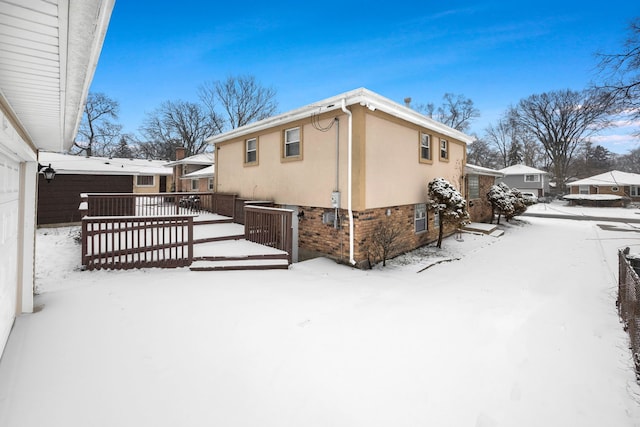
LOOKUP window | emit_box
[208,178,214,191]
[468,175,479,199]
[524,174,540,182]
[136,175,154,186]
[245,138,257,163]
[415,203,426,233]
[191,179,199,191]
[284,127,301,158]
[579,185,590,195]
[440,139,448,159]
[631,186,639,197]
[433,210,440,228]
[420,133,431,161]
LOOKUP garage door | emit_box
[0,150,19,355]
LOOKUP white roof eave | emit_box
[207,88,474,145]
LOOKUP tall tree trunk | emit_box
[437,212,444,248]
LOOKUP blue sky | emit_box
[91,1,640,153]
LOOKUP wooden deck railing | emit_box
[80,192,215,217]
[81,215,194,270]
[244,205,293,264]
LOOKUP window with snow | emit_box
[468,175,479,199]
[284,127,301,159]
[246,138,257,164]
[136,175,154,186]
[440,139,448,160]
[420,133,431,161]
[415,203,427,233]
[524,174,540,182]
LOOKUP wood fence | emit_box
[244,205,293,264]
[82,215,193,270]
[618,249,640,381]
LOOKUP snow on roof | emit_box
[207,87,474,145]
[567,170,640,187]
[166,152,214,166]
[465,164,504,177]
[563,194,624,201]
[38,152,172,176]
[182,165,214,179]
[499,164,548,175]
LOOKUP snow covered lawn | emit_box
[1,215,640,426]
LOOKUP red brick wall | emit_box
[467,175,496,223]
[297,204,459,268]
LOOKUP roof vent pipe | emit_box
[404,97,412,108]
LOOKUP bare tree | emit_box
[139,100,223,160]
[484,116,515,168]
[466,137,499,169]
[596,17,640,133]
[73,92,122,156]
[199,75,278,130]
[510,89,613,192]
[415,93,480,132]
[365,218,404,267]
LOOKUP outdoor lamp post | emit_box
[38,163,56,183]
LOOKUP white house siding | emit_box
[0,151,20,354]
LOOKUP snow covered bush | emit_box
[487,183,532,224]
[428,177,469,248]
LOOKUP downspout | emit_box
[341,99,356,265]
[334,118,340,229]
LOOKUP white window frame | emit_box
[136,175,154,187]
[440,139,448,159]
[191,179,199,191]
[284,127,301,158]
[415,203,427,233]
[631,186,639,197]
[245,138,257,163]
[208,178,214,191]
[579,185,590,195]
[524,174,540,182]
[420,133,431,161]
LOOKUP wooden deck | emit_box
[191,213,289,271]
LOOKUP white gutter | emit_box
[341,99,356,265]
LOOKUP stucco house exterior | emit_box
[166,149,214,192]
[566,170,640,206]
[497,164,549,197]
[208,88,473,267]
[465,164,504,223]
[37,152,172,225]
[0,0,114,356]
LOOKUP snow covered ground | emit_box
[1,203,640,426]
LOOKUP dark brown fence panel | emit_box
[618,250,640,381]
[81,215,194,270]
[214,193,236,218]
[244,206,293,264]
[82,193,215,217]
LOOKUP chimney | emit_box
[175,147,186,160]
[404,97,412,108]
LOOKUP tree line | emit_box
[75,17,639,193]
[73,75,277,160]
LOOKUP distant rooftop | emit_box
[38,152,172,176]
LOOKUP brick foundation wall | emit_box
[467,175,496,223]
[297,204,459,268]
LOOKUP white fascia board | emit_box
[207,88,474,145]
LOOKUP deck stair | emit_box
[462,222,500,235]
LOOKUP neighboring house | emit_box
[182,165,215,192]
[37,152,173,225]
[0,1,114,356]
[208,88,473,267]
[166,148,214,192]
[497,164,549,197]
[465,164,504,223]
[566,170,640,205]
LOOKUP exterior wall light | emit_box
[38,163,56,183]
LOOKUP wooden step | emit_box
[190,254,290,271]
[193,234,244,245]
